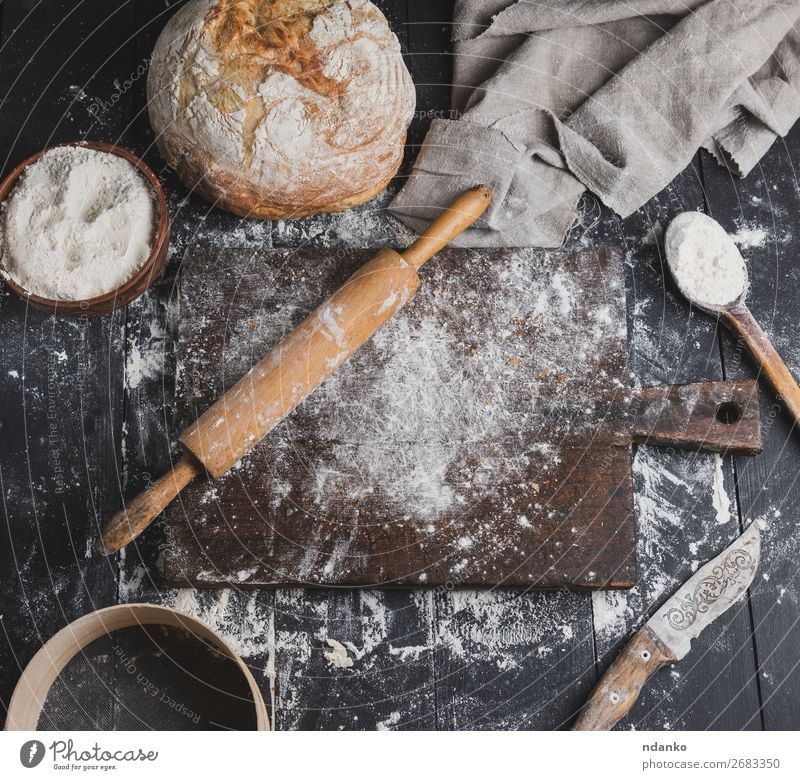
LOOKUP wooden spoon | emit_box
[665,212,800,429]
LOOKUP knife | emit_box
[573,521,761,730]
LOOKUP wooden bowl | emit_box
[0,141,170,317]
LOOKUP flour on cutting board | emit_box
[194,251,626,522]
[310,316,465,515]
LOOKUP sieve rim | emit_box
[4,603,270,732]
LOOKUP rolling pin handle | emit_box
[401,185,492,270]
[97,454,202,555]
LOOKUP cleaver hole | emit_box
[716,401,743,425]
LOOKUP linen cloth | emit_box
[389,0,800,247]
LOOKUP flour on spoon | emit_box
[665,212,748,309]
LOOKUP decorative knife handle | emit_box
[572,626,677,731]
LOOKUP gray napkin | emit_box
[390,0,800,247]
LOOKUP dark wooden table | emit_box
[2,0,799,731]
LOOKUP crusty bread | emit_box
[147,0,416,219]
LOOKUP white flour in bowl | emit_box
[0,146,156,301]
[665,211,748,309]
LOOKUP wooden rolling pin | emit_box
[99,186,492,554]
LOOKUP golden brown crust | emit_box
[148,0,414,219]
[154,129,404,219]
[204,0,359,97]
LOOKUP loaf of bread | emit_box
[147,0,416,219]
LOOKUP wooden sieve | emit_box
[4,603,269,731]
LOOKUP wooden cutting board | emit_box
[163,246,761,589]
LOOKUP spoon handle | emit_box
[723,303,800,430]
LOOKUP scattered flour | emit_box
[641,221,663,246]
[731,223,767,249]
[117,562,147,600]
[126,326,166,389]
[0,146,155,300]
[712,453,732,525]
[311,316,464,515]
[438,589,583,669]
[666,212,748,308]
[376,710,402,730]
[273,189,414,248]
[388,644,428,662]
[169,589,272,660]
[592,590,633,643]
[323,638,354,669]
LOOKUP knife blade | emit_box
[573,521,761,731]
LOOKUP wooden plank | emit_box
[0,0,135,720]
[269,589,436,730]
[433,589,596,729]
[580,169,763,729]
[701,128,800,730]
